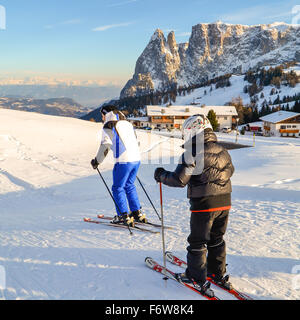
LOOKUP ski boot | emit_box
[175,272,215,298]
[208,273,233,290]
[111,213,135,227]
[130,209,147,223]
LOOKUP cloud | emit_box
[265,11,293,20]
[107,0,138,7]
[44,19,82,29]
[219,5,268,24]
[218,4,293,25]
[177,32,191,37]
[61,19,82,25]
[162,28,177,34]
[92,21,134,32]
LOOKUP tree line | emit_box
[227,96,300,125]
[243,62,299,97]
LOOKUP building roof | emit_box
[260,111,300,123]
[127,117,149,122]
[247,121,264,128]
[146,105,238,117]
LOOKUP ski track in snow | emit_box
[0,109,300,300]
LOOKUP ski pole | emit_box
[136,176,161,221]
[159,182,168,283]
[96,168,133,236]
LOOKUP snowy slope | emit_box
[171,73,300,110]
[0,109,299,300]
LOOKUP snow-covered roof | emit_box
[245,121,264,128]
[260,111,300,123]
[146,105,238,117]
[127,117,149,122]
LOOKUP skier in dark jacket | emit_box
[154,114,234,297]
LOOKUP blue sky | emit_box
[0,0,298,86]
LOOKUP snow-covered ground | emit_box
[0,109,299,300]
[172,65,300,110]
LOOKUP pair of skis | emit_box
[146,252,253,300]
[84,214,172,234]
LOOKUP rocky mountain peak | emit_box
[120,22,300,99]
[151,28,165,41]
[167,31,177,54]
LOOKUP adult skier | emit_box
[154,114,234,298]
[91,105,147,227]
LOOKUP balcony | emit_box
[279,129,299,134]
[150,116,173,124]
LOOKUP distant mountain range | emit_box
[0,84,121,108]
[0,97,90,118]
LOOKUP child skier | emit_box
[91,105,147,227]
[154,114,234,298]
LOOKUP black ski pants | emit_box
[186,209,229,285]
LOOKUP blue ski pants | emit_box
[112,161,141,215]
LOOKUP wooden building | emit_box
[128,105,238,131]
[260,111,300,137]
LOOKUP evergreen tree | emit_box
[252,107,259,121]
[273,95,280,105]
[207,109,219,131]
[260,104,266,117]
[293,100,300,113]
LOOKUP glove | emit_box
[91,158,99,170]
[154,167,165,182]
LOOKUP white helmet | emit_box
[182,114,212,141]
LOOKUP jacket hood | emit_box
[104,111,119,123]
[204,129,217,144]
[182,128,217,150]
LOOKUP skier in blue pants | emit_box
[112,162,141,215]
[91,105,147,227]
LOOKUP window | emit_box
[287,125,291,128]
[292,125,297,128]
[280,125,286,129]
[224,116,227,120]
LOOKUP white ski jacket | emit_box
[95,111,141,164]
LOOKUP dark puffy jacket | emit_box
[158,129,234,210]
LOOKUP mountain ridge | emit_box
[120,21,300,99]
[0,97,90,118]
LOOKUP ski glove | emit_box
[91,158,99,170]
[154,167,165,182]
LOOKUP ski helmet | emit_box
[100,104,118,116]
[182,114,213,133]
[100,104,126,122]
